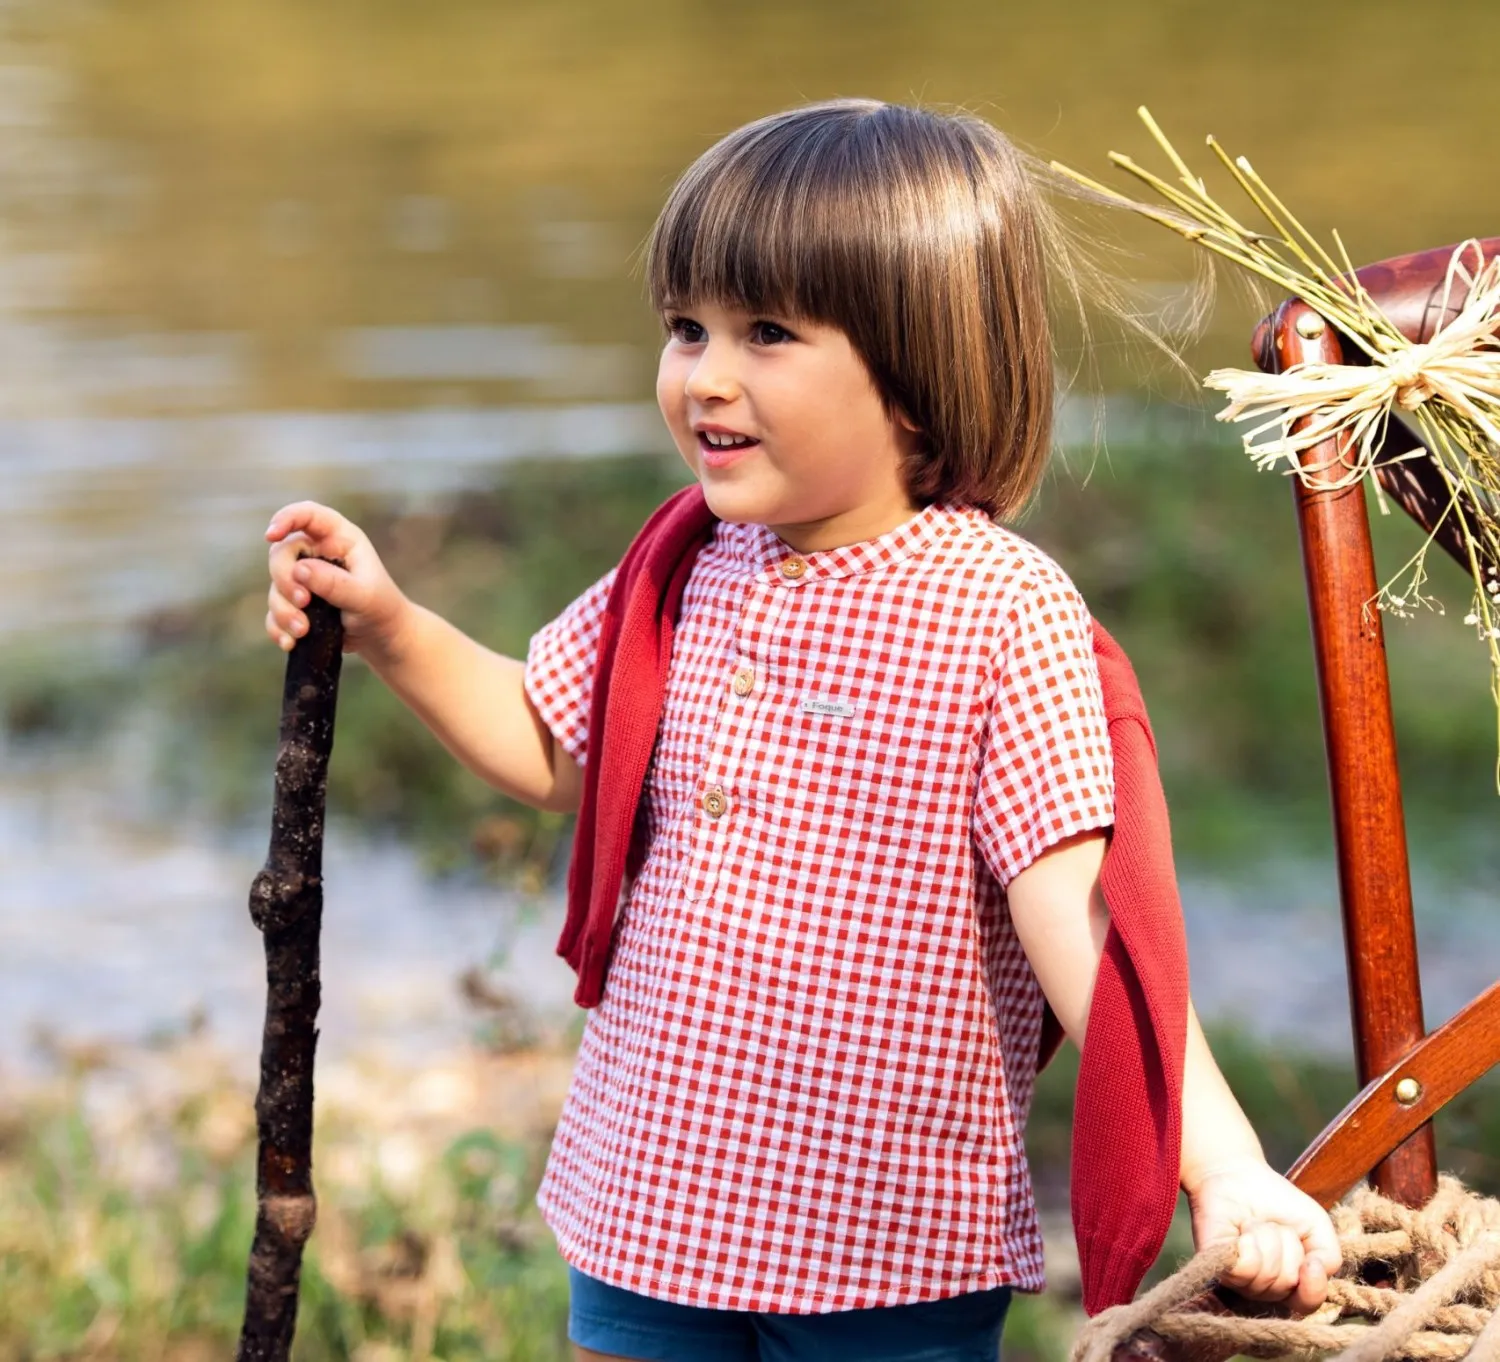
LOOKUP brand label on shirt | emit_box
[800,695,857,719]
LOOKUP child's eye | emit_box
[664,314,704,344]
[751,320,794,345]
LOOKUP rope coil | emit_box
[1072,1177,1500,1362]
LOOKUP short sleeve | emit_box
[973,571,1115,887]
[523,566,618,766]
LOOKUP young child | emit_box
[265,99,1342,1362]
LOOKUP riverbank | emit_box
[0,1029,1090,1362]
[8,756,1497,1361]
[1,1033,578,1362]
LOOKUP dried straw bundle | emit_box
[1053,111,1500,773]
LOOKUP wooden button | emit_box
[701,787,728,819]
[732,666,755,697]
[778,557,807,580]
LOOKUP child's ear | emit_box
[896,409,922,434]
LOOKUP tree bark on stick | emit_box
[238,581,344,1362]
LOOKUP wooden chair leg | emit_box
[1271,297,1438,1208]
[1106,246,1500,1362]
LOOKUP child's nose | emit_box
[684,339,742,403]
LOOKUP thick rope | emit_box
[1072,1177,1500,1362]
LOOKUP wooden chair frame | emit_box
[1113,239,1500,1362]
[1266,239,1500,1210]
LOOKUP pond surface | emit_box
[3,0,1499,648]
[0,750,582,1084]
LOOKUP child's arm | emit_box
[1008,829,1343,1313]
[264,501,581,813]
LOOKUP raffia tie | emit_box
[1071,1176,1500,1362]
[1201,243,1500,492]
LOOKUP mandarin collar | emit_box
[711,502,980,583]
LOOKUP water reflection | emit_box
[4,0,1498,647]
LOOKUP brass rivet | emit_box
[1394,1076,1422,1106]
[1295,311,1326,340]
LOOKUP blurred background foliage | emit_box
[9,436,1494,880]
[4,0,1500,1357]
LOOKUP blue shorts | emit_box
[567,1267,1013,1362]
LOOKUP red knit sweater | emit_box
[557,487,1189,1315]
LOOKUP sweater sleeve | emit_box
[972,568,1115,887]
[522,567,618,766]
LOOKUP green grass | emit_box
[0,1084,571,1361]
[4,1026,1497,1362]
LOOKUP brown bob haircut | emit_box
[645,98,1063,520]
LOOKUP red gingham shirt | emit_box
[524,501,1115,1313]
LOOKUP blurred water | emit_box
[1180,859,1500,1056]
[0,752,582,1084]
[2,0,1498,651]
[0,401,665,651]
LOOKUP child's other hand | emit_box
[265,501,409,659]
[1184,1154,1343,1315]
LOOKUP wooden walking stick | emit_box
[237,573,344,1362]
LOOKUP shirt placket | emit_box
[681,550,810,903]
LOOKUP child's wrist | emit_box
[1179,1145,1267,1196]
[361,593,420,668]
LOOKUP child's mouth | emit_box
[697,432,761,468]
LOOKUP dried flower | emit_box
[1053,111,1500,788]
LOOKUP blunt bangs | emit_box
[645,100,890,326]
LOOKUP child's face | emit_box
[655,299,921,553]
